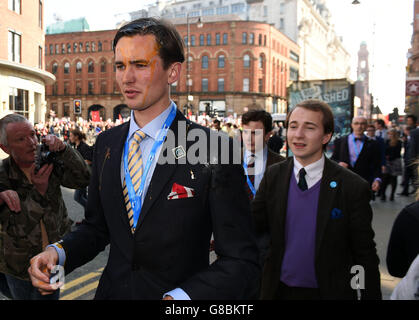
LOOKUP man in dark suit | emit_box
[331,116,382,193]
[252,100,381,300]
[241,109,285,200]
[28,18,259,300]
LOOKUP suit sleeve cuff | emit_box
[163,288,191,300]
[46,242,66,266]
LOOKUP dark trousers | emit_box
[402,164,415,194]
[274,281,320,300]
[381,174,398,199]
[74,187,88,209]
[0,272,60,300]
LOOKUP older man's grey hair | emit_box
[0,114,30,146]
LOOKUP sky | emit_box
[44,0,413,115]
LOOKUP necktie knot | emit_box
[133,130,147,144]
[298,168,308,191]
[247,154,256,167]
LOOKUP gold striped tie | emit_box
[123,130,147,233]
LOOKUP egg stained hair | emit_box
[113,17,185,70]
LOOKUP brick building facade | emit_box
[45,20,299,121]
[0,0,55,122]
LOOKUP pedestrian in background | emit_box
[0,113,90,300]
[331,116,382,195]
[380,129,402,201]
[252,100,381,300]
[69,128,93,216]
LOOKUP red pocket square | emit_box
[167,183,195,200]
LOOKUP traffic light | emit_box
[74,100,81,114]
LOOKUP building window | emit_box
[63,103,70,117]
[39,1,43,28]
[191,35,196,46]
[231,3,245,13]
[52,83,57,95]
[79,42,83,53]
[49,44,53,55]
[67,43,71,53]
[76,61,82,73]
[86,42,90,52]
[52,62,58,74]
[290,67,299,81]
[63,82,69,95]
[290,51,299,62]
[51,103,58,115]
[62,44,65,54]
[259,55,264,69]
[243,54,250,68]
[199,34,204,46]
[216,33,220,45]
[258,34,262,45]
[8,0,21,14]
[76,82,82,95]
[9,88,28,117]
[100,81,107,95]
[206,34,211,45]
[88,81,94,95]
[184,36,188,46]
[242,32,247,44]
[218,55,225,68]
[64,62,70,74]
[202,78,208,92]
[8,31,21,63]
[264,35,267,46]
[216,6,229,15]
[38,46,43,69]
[100,60,107,73]
[88,61,94,73]
[98,41,102,52]
[223,33,228,45]
[202,55,209,69]
[73,43,78,53]
[243,78,249,92]
[258,78,263,92]
[91,42,96,52]
[280,18,284,29]
[202,8,214,16]
[217,78,224,92]
[249,33,254,45]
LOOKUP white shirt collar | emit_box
[293,155,325,189]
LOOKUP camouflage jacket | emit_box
[0,145,90,280]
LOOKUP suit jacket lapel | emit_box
[110,122,131,228]
[135,110,185,231]
[277,158,294,235]
[315,157,340,260]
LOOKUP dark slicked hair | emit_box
[241,109,273,133]
[113,17,185,70]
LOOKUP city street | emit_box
[0,177,413,300]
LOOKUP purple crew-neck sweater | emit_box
[280,174,321,288]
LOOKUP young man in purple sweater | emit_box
[252,99,381,300]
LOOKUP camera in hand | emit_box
[35,143,63,173]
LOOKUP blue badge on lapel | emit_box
[330,181,337,188]
[331,208,343,219]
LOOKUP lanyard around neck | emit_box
[123,105,177,230]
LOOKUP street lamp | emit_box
[186,13,203,117]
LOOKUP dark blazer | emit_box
[60,110,260,300]
[331,135,381,184]
[267,149,285,167]
[252,157,382,300]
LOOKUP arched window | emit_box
[218,55,225,68]
[259,55,264,69]
[76,61,82,73]
[64,62,70,74]
[243,54,250,68]
[67,43,71,53]
[91,42,96,52]
[202,55,209,69]
[52,62,58,74]
[88,61,94,73]
[86,42,90,52]
[100,59,107,73]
